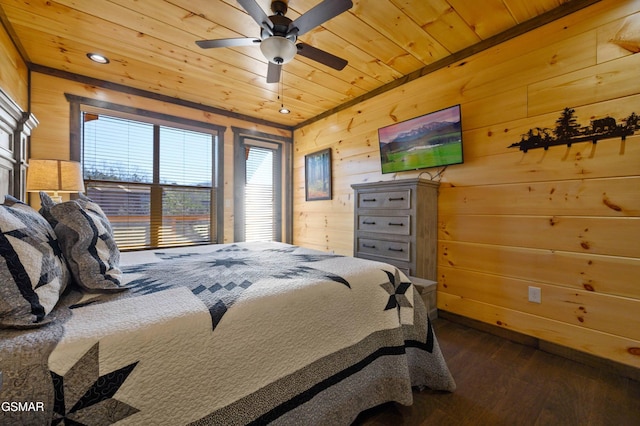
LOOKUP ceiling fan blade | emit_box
[266,62,282,83]
[196,38,260,49]
[296,43,347,70]
[288,0,353,36]
[237,0,273,31]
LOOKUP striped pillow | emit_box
[0,196,69,328]
[39,192,125,293]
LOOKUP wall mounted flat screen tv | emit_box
[378,104,463,174]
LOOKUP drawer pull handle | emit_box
[388,197,405,201]
[362,220,376,225]
[388,247,404,252]
[388,222,404,226]
[363,244,376,249]
[362,198,377,202]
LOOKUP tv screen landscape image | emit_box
[378,104,463,174]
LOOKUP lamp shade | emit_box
[26,159,86,194]
[260,36,297,64]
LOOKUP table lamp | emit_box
[26,159,86,202]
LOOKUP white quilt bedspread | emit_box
[1,242,455,425]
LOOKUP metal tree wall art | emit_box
[508,108,639,152]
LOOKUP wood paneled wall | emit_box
[293,0,640,369]
[0,19,28,111]
[28,72,291,242]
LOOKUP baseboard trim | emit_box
[438,310,640,383]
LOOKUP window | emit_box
[82,112,219,250]
[245,144,277,241]
[233,128,291,243]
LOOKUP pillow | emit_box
[39,192,125,293]
[0,196,69,328]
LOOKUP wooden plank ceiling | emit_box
[0,0,594,128]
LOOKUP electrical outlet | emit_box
[528,286,541,303]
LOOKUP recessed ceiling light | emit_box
[87,53,110,64]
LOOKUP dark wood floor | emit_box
[354,317,640,426]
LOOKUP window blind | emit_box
[84,114,154,183]
[85,182,152,250]
[245,146,274,242]
[83,113,216,250]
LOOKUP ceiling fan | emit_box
[196,0,353,83]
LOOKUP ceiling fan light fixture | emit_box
[260,36,296,64]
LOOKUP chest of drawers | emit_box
[351,178,439,280]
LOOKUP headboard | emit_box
[0,88,38,201]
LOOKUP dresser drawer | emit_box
[357,238,411,262]
[353,179,439,281]
[357,190,411,209]
[357,254,410,276]
[357,215,410,235]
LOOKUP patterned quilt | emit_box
[0,242,455,425]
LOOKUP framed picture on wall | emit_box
[305,148,332,201]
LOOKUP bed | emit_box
[1,195,455,425]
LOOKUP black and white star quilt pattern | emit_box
[0,196,69,328]
[39,191,123,293]
[381,269,414,321]
[3,242,455,425]
[50,342,139,424]
[121,244,352,330]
